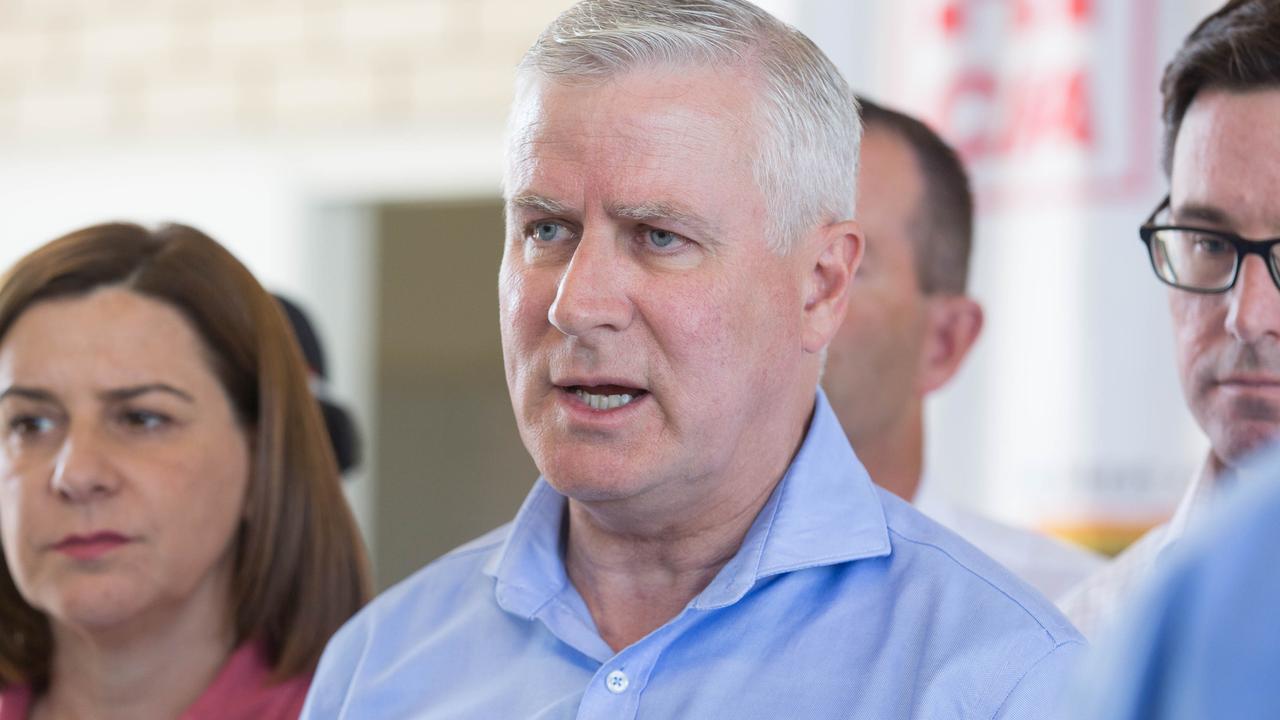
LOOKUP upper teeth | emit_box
[574,389,635,410]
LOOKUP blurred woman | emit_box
[0,223,371,719]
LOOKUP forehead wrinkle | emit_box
[505,121,577,200]
[636,108,754,169]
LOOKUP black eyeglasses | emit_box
[1139,195,1280,293]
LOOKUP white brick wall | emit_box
[0,0,571,142]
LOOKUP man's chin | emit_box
[542,463,658,505]
[1210,421,1280,470]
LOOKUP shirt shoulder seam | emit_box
[987,639,1085,719]
[887,526,1070,644]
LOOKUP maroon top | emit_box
[0,641,310,720]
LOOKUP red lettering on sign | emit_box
[939,68,1094,161]
[939,71,998,158]
[1013,0,1036,29]
[940,1,965,35]
[956,0,1094,30]
[1061,70,1093,144]
[1070,0,1092,23]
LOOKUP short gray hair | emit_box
[508,0,860,253]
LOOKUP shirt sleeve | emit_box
[991,640,1087,720]
[299,613,372,720]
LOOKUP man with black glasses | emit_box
[1062,0,1280,638]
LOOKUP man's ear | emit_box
[918,295,983,395]
[802,219,863,353]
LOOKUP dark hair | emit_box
[1161,0,1280,175]
[275,295,362,474]
[855,96,974,295]
[0,223,371,688]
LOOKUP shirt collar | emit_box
[1163,455,1220,550]
[483,478,570,619]
[690,390,891,609]
[483,389,891,617]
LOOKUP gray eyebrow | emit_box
[608,201,722,241]
[507,195,723,244]
[508,194,573,216]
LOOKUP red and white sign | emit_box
[885,0,1159,208]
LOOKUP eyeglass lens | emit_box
[1148,228,1280,291]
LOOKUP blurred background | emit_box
[0,0,1224,588]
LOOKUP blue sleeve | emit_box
[299,612,372,719]
[1077,494,1280,719]
[992,641,1087,720]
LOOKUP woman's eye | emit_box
[119,410,169,431]
[9,415,53,437]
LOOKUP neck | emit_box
[564,391,814,653]
[850,402,924,502]
[34,584,236,720]
[564,479,774,652]
[1205,451,1231,487]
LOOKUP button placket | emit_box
[577,609,691,718]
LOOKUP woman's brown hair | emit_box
[0,222,371,688]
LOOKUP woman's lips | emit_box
[52,532,132,560]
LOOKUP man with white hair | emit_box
[303,2,1083,717]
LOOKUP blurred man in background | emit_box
[824,97,1103,599]
[1062,0,1280,637]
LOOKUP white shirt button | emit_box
[605,670,629,694]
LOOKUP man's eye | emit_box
[645,228,685,250]
[1192,235,1231,255]
[532,222,568,243]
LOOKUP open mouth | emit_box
[567,384,648,410]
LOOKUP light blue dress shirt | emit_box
[303,392,1084,719]
[1081,446,1280,719]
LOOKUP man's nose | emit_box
[548,230,635,338]
[1225,254,1280,344]
[50,427,121,504]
